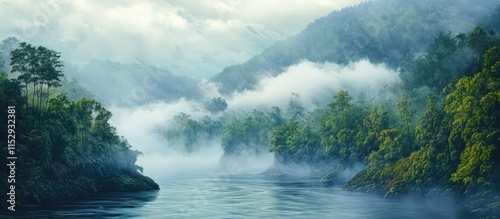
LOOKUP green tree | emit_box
[205,97,228,113]
[287,93,305,120]
[269,120,300,163]
[366,128,404,178]
[10,42,63,118]
[399,31,478,100]
[222,107,285,155]
[396,92,416,153]
[395,95,452,191]
[446,46,500,191]
[356,106,390,163]
[321,90,366,163]
[467,27,500,58]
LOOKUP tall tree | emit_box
[322,90,365,163]
[446,46,500,191]
[396,92,416,153]
[10,42,63,118]
[287,93,305,120]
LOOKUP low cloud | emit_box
[227,60,400,112]
[0,0,365,78]
[107,59,399,179]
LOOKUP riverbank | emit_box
[1,163,159,212]
[344,170,500,218]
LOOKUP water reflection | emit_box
[1,175,460,219]
[8,190,158,219]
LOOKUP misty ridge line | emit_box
[210,0,499,93]
[102,0,500,177]
[2,0,500,217]
[1,0,498,176]
[0,0,367,85]
[2,0,493,109]
[106,6,500,219]
[114,59,400,181]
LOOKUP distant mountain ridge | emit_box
[211,0,499,94]
[64,60,202,107]
[0,38,203,106]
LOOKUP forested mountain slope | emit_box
[211,0,499,94]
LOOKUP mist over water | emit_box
[2,1,499,218]
[227,60,399,112]
[108,100,225,179]
[106,59,398,182]
[97,58,441,218]
[108,98,275,180]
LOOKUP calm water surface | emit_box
[7,175,459,218]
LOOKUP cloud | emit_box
[109,98,203,153]
[106,59,398,178]
[107,60,400,149]
[0,0,365,78]
[227,60,400,112]
[108,98,222,178]
[108,97,274,179]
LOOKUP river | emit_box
[10,174,460,218]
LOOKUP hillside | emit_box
[0,42,159,212]
[211,0,499,94]
[64,60,202,106]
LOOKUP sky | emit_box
[0,0,365,78]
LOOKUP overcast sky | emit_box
[0,0,365,78]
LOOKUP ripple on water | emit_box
[8,175,459,219]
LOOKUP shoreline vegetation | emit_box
[257,37,500,217]
[0,42,159,211]
[173,25,500,218]
[0,1,499,218]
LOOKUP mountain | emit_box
[211,0,499,94]
[1,38,203,107]
[63,60,202,107]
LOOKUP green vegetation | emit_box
[176,25,500,217]
[211,0,499,94]
[223,107,286,155]
[346,30,499,217]
[90,2,499,216]
[250,26,499,217]
[204,97,228,114]
[0,42,158,209]
[158,112,223,152]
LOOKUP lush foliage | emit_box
[254,26,499,216]
[223,107,286,155]
[126,3,500,216]
[344,29,500,218]
[0,43,158,208]
[211,0,498,94]
[159,112,224,152]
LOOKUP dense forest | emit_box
[0,41,159,211]
[158,26,500,218]
[211,0,500,94]
[156,5,500,218]
[2,0,499,217]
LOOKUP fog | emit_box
[0,0,364,79]
[3,1,498,217]
[2,0,497,108]
[109,99,224,179]
[227,60,399,112]
[108,97,275,179]
[107,59,399,179]
[2,0,491,182]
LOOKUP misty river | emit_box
[14,174,459,218]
